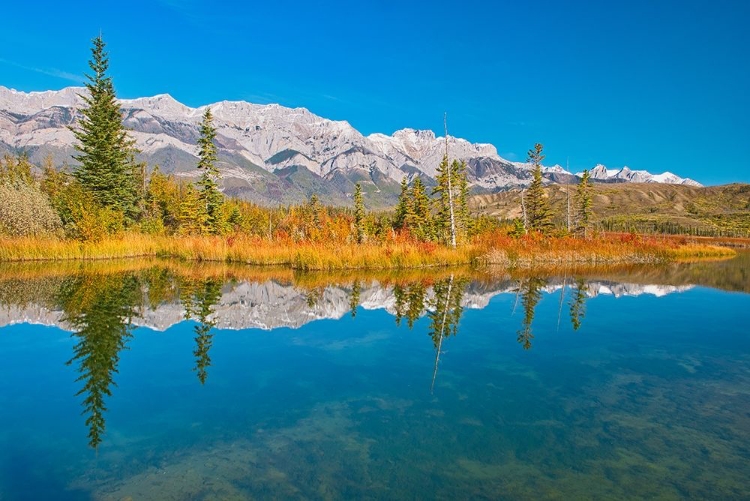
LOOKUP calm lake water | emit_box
[0,255,749,500]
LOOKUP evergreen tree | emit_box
[524,143,554,234]
[179,184,207,235]
[409,177,432,241]
[196,108,223,234]
[433,157,469,246]
[354,182,366,244]
[0,153,34,187]
[308,194,322,226]
[575,169,594,238]
[394,177,409,231]
[433,155,456,246]
[72,35,139,223]
[454,159,471,241]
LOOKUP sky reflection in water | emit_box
[0,256,748,500]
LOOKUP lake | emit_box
[0,255,748,500]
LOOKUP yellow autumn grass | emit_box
[0,232,735,270]
[478,232,734,267]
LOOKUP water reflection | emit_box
[428,274,468,392]
[0,254,747,449]
[393,280,428,328]
[569,277,588,331]
[180,278,223,385]
[516,277,545,350]
[58,273,140,449]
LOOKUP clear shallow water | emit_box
[0,257,749,500]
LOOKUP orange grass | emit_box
[476,231,735,267]
[0,231,735,270]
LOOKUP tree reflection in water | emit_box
[58,272,140,449]
[569,278,588,331]
[516,277,546,350]
[2,257,726,449]
[180,278,223,385]
[428,274,468,392]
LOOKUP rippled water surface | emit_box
[0,255,748,500]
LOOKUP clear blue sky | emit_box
[1,0,748,185]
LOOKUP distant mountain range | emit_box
[0,277,692,333]
[0,86,701,208]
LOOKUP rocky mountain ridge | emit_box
[0,278,692,333]
[0,86,701,208]
[584,164,700,186]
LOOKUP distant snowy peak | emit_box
[0,85,703,199]
[0,86,84,113]
[579,164,701,187]
[542,164,571,174]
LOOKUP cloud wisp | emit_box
[0,58,81,83]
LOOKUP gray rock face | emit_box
[0,86,701,208]
[0,278,691,333]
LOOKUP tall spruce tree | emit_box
[394,177,409,231]
[196,108,223,234]
[72,35,139,222]
[524,143,554,234]
[575,169,593,238]
[454,159,471,241]
[409,177,432,241]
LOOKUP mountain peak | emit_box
[579,164,701,186]
[0,86,704,206]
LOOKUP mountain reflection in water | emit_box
[0,256,746,450]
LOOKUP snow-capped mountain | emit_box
[0,86,702,207]
[0,277,693,333]
[582,164,701,187]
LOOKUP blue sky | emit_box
[1,0,748,185]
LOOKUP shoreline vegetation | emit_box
[0,37,741,271]
[0,232,736,270]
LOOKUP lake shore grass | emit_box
[0,232,736,270]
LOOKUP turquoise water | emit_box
[0,258,749,500]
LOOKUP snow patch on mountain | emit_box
[580,164,701,187]
[0,85,703,203]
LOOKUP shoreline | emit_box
[0,234,737,270]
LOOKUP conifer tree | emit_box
[394,177,410,231]
[433,157,469,246]
[307,194,322,227]
[72,35,139,222]
[353,182,366,244]
[409,177,432,241]
[433,155,457,246]
[524,143,554,234]
[454,159,471,241]
[179,184,207,235]
[575,169,593,238]
[196,108,223,234]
